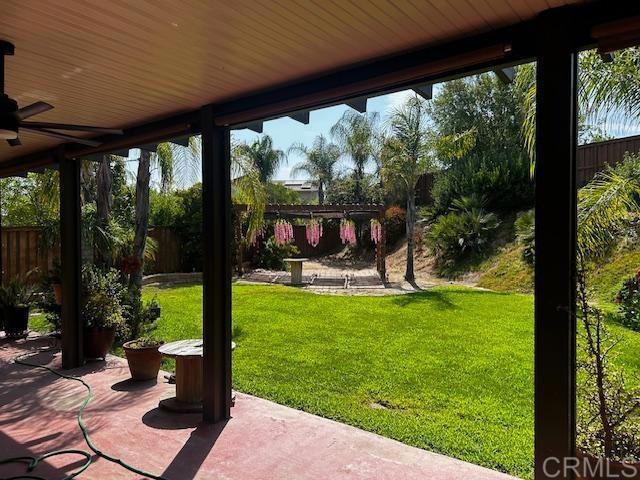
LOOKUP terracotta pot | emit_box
[52,283,62,305]
[83,327,115,360]
[3,305,29,338]
[577,451,640,480]
[123,341,162,380]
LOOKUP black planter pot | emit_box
[4,305,30,338]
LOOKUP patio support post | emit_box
[0,184,3,285]
[59,151,84,369]
[201,105,233,422]
[534,11,577,480]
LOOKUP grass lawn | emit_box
[145,283,535,477]
[24,281,640,478]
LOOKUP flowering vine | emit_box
[305,218,323,247]
[340,218,357,245]
[274,219,294,245]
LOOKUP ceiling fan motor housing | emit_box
[0,94,18,139]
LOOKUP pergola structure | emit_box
[0,2,638,479]
[260,203,387,278]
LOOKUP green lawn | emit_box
[25,282,640,478]
[144,283,535,477]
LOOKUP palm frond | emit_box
[578,164,640,261]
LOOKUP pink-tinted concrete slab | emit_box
[0,336,518,480]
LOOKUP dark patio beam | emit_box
[493,67,515,84]
[288,111,310,124]
[412,84,433,100]
[201,105,232,423]
[59,149,83,369]
[345,97,367,113]
[534,11,577,480]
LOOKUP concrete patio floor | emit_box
[0,336,518,480]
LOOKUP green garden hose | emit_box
[1,346,168,480]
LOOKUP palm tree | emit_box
[517,48,640,167]
[381,95,475,283]
[330,110,380,202]
[235,135,285,182]
[288,135,341,205]
[232,139,267,237]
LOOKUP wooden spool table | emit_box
[158,339,236,413]
[283,258,309,285]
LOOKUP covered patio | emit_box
[0,1,639,480]
[0,336,515,480]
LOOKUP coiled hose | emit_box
[0,345,168,480]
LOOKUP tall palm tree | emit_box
[288,135,340,205]
[330,111,380,202]
[381,95,476,283]
[235,135,286,182]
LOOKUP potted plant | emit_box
[122,296,163,380]
[81,266,127,360]
[123,337,164,380]
[0,277,34,338]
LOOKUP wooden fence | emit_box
[576,134,640,186]
[2,227,59,281]
[148,227,181,273]
[0,226,183,282]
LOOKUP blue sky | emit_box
[132,82,640,188]
[230,89,416,181]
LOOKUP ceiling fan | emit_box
[0,40,123,147]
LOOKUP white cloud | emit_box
[381,90,415,114]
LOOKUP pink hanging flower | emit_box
[370,219,382,244]
[306,219,323,247]
[274,219,294,245]
[340,219,357,246]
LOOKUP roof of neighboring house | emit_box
[274,180,318,193]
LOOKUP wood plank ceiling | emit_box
[0,0,583,162]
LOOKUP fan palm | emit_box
[381,95,475,282]
[288,135,341,205]
[330,110,380,202]
[234,135,285,182]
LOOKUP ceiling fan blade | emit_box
[16,101,54,120]
[7,137,21,147]
[21,127,101,147]
[21,121,123,135]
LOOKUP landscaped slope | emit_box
[478,244,640,311]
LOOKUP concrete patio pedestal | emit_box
[284,258,308,285]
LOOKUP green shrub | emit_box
[431,152,533,213]
[617,272,640,331]
[515,209,535,266]
[150,191,184,226]
[81,265,128,338]
[257,236,300,270]
[425,196,500,273]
